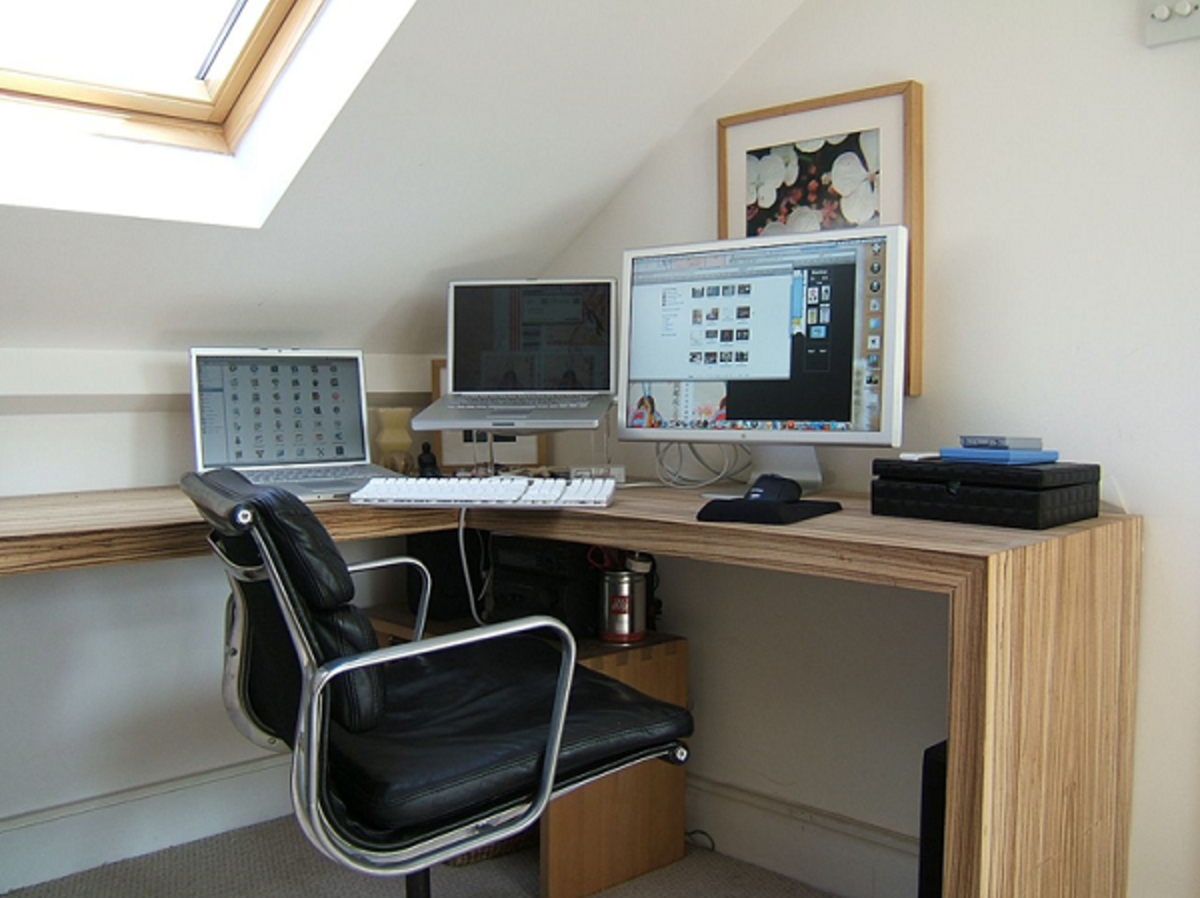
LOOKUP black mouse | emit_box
[744,473,802,503]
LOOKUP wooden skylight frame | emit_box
[0,0,326,154]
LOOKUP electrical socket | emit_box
[1144,0,1200,47]
[570,464,626,482]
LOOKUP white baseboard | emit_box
[0,760,921,895]
[0,756,292,893]
[686,774,921,898]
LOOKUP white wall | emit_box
[0,501,414,893]
[548,1,1200,896]
[0,351,425,891]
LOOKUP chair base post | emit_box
[405,868,432,898]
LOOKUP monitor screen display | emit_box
[191,349,372,470]
[617,226,907,448]
[449,280,614,394]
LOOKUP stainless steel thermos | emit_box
[600,555,650,643]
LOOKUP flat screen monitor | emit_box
[617,225,907,489]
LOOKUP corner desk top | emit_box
[0,483,1140,588]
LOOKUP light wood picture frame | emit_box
[717,81,924,395]
[427,359,546,470]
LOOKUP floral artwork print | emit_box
[744,128,879,236]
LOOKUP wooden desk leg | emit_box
[943,566,988,897]
[944,521,1141,898]
[974,526,1140,898]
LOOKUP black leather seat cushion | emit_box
[327,635,692,841]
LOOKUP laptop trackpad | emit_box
[488,409,532,418]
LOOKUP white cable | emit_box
[457,508,487,626]
[652,441,752,489]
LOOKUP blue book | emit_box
[939,446,1059,465]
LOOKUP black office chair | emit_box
[180,468,692,897]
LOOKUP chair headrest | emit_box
[182,469,382,734]
[182,469,354,611]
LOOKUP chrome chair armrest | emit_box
[347,555,432,641]
[292,614,577,876]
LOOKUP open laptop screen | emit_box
[449,280,614,394]
[192,349,371,470]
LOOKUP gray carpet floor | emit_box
[4,817,840,897]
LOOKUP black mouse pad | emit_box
[697,498,842,525]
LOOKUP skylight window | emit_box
[0,1,415,226]
[0,0,323,152]
[0,3,235,91]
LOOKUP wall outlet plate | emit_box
[1144,0,1200,46]
[570,464,626,482]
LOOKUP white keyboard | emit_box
[350,476,616,509]
[446,394,591,410]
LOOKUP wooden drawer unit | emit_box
[540,634,688,898]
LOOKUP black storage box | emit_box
[870,459,1101,530]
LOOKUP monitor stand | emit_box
[702,445,823,499]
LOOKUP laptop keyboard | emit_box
[244,465,376,484]
[446,394,593,410]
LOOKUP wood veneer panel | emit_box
[1,484,1130,582]
[311,504,457,543]
[470,491,1023,592]
[0,486,457,575]
[977,519,1140,898]
[0,487,207,574]
[942,564,989,897]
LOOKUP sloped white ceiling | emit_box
[0,0,804,356]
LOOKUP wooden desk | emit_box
[0,486,1141,898]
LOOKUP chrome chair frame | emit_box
[212,516,580,876]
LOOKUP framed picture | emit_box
[717,81,924,394]
[427,359,545,470]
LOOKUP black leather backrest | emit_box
[248,486,355,610]
[182,469,383,734]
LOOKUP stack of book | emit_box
[939,435,1057,465]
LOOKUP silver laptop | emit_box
[190,348,393,500]
[411,279,616,434]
